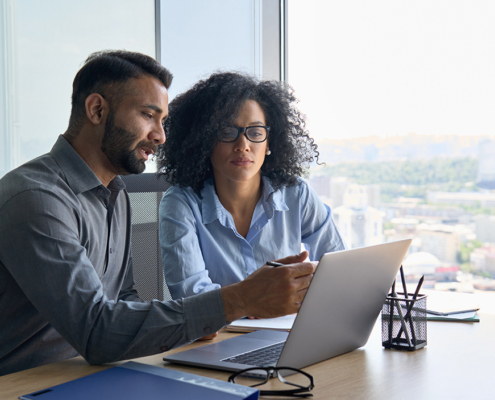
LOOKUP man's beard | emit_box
[101,111,155,175]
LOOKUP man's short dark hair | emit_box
[67,50,173,136]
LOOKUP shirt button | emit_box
[98,189,104,195]
[160,346,168,352]
[203,326,211,335]
[255,226,258,230]
[109,248,113,254]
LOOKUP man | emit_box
[0,50,314,376]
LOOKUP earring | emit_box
[266,150,272,155]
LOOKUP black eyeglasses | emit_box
[217,126,270,143]
[228,367,314,398]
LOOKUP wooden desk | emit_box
[2,314,494,400]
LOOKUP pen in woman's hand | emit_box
[266,261,284,267]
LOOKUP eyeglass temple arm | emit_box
[277,371,315,390]
[259,389,313,397]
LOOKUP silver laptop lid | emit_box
[277,239,411,369]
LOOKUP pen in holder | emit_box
[382,291,427,351]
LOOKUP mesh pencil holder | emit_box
[381,293,427,351]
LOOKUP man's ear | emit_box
[84,93,109,125]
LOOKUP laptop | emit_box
[163,239,412,373]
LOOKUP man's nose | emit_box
[150,122,166,145]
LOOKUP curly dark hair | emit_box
[155,72,320,195]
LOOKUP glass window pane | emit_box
[159,0,262,100]
[289,1,495,298]
[0,0,155,177]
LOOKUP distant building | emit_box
[418,224,461,263]
[308,175,331,198]
[474,214,495,244]
[366,184,381,207]
[402,252,442,281]
[453,224,477,243]
[390,217,419,233]
[380,201,468,224]
[333,184,384,248]
[470,246,495,276]
[477,139,495,189]
[434,265,460,282]
[428,191,495,208]
[330,177,348,208]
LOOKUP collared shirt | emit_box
[0,136,226,376]
[159,177,346,300]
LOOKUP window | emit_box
[289,1,495,295]
[0,0,155,177]
[158,0,265,99]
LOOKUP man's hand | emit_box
[196,332,219,341]
[221,251,315,323]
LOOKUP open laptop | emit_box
[163,239,412,373]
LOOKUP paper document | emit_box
[226,315,296,333]
[423,289,480,322]
[424,289,480,314]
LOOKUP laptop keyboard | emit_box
[222,341,285,367]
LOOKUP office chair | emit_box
[121,173,172,301]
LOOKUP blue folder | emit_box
[19,361,259,400]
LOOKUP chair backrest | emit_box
[121,173,172,301]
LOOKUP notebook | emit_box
[163,239,412,373]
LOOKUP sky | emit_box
[8,0,495,169]
[288,0,495,142]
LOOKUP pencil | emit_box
[388,280,395,346]
[400,265,417,344]
[396,275,425,345]
[400,265,408,298]
[392,278,412,347]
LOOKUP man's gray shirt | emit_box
[0,136,226,376]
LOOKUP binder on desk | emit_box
[19,361,259,400]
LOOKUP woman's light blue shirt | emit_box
[159,177,346,299]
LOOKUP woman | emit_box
[156,72,345,301]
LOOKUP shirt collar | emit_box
[50,135,125,195]
[200,176,289,225]
[201,179,230,226]
[260,176,289,218]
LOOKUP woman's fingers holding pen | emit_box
[272,250,318,274]
[274,250,309,265]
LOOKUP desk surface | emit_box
[2,314,494,400]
